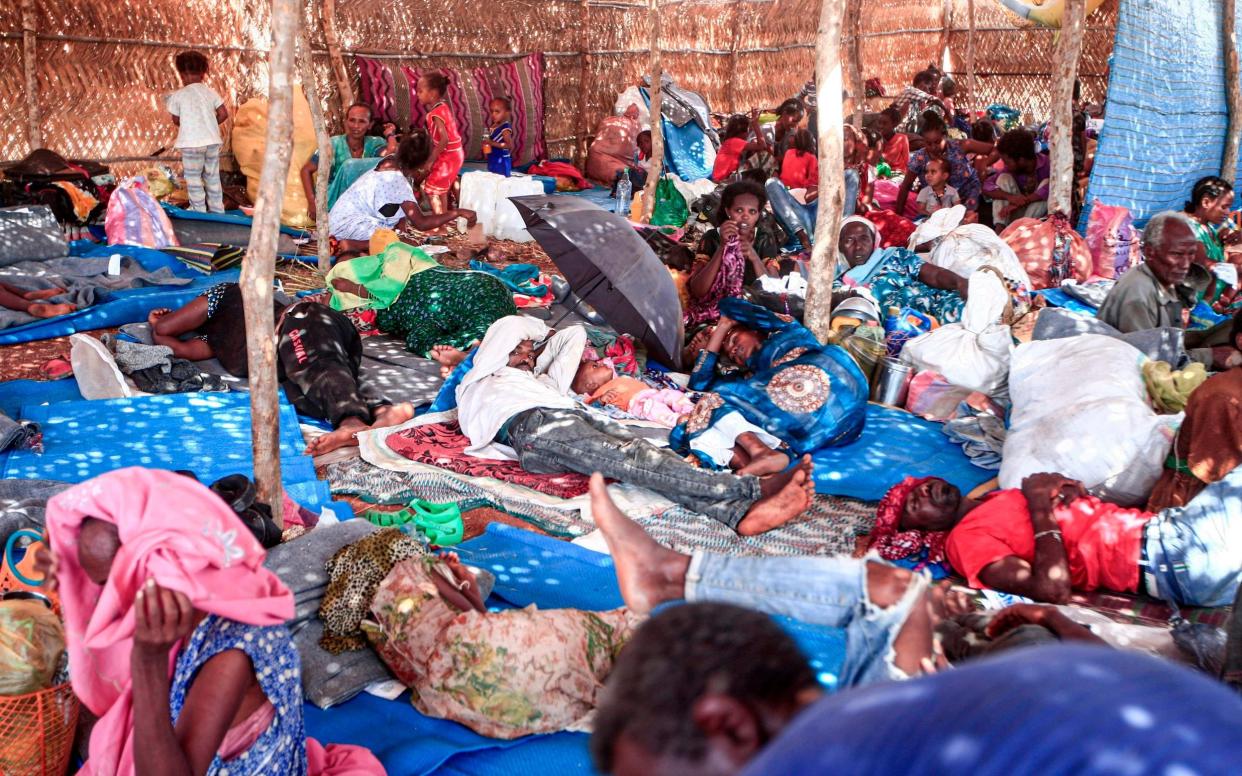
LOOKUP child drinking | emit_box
[165,50,228,213]
[416,71,465,213]
[484,97,514,177]
[915,157,960,216]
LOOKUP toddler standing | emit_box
[484,97,514,177]
[165,51,228,213]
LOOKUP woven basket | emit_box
[0,682,80,776]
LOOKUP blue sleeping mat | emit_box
[1037,287,1098,316]
[0,242,234,346]
[812,403,993,501]
[304,523,847,775]
[0,378,84,418]
[0,391,333,514]
[160,202,311,237]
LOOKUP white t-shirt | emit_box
[916,184,961,214]
[326,168,416,241]
[165,83,224,149]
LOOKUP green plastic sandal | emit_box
[409,499,464,546]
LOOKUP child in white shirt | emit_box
[166,51,228,213]
[915,156,961,217]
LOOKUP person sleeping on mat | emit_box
[0,281,76,318]
[147,282,413,455]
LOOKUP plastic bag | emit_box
[0,600,65,696]
[104,177,179,248]
[1084,200,1142,279]
[651,176,689,228]
[999,216,1093,290]
[928,223,1032,291]
[901,269,1014,395]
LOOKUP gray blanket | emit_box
[0,255,191,330]
[0,478,72,549]
[1033,307,1189,366]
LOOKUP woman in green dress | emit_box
[300,102,398,216]
[1184,176,1239,266]
[329,243,518,357]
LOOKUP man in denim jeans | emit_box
[455,316,814,535]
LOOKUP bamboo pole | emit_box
[848,0,865,127]
[640,0,665,224]
[575,0,592,167]
[1047,0,1085,216]
[1223,0,1241,181]
[242,0,298,519]
[967,0,977,115]
[322,0,354,117]
[804,0,845,341]
[727,0,743,112]
[20,0,41,151]
[299,23,333,274]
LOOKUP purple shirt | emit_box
[984,153,1051,201]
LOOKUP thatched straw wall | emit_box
[0,0,1117,168]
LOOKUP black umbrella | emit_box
[510,194,685,370]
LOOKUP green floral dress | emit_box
[375,267,518,356]
[847,248,966,325]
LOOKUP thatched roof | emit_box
[0,0,1117,168]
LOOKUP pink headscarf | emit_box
[45,468,294,776]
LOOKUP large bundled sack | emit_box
[1000,334,1180,506]
[1000,215,1093,289]
[901,268,1014,396]
[0,205,69,264]
[458,170,544,242]
[232,85,316,229]
[586,112,641,186]
[1084,200,1142,279]
[928,223,1033,291]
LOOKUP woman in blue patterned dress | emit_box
[672,297,870,463]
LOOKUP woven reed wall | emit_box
[0,0,1117,166]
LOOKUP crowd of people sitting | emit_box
[10,56,1242,776]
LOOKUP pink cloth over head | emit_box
[45,467,294,776]
[867,475,949,564]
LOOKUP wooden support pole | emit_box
[242,0,298,519]
[20,0,41,151]
[299,22,333,273]
[322,0,354,119]
[848,0,865,127]
[967,0,977,115]
[1223,0,1241,181]
[640,0,665,224]
[1048,0,1085,217]
[804,0,845,341]
[727,0,743,113]
[575,0,591,168]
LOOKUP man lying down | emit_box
[455,315,813,535]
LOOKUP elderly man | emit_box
[1097,210,1236,368]
[454,316,814,535]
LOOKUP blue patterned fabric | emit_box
[1079,0,1242,230]
[674,298,869,457]
[170,616,306,775]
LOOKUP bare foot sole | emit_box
[737,448,790,477]
[23,287,65,301]
[372,403,414,429]
[588,473,689,615]
[147,307,171,328]
[29,303,76,319]
[429,345,466,378]
[304,418,369,456]
[737,465,814,536]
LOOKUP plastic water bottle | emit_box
[615,171,632,217]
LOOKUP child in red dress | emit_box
[416,71,465,214]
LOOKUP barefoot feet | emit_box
[429,344,467,378]
[736,446,790,477]
[738,455,815,535]
[372,402,415,429]
[304,416,369,456]
[147,307,171,329]
[589,473,690,615]
[23,287,66,301]
[28,302,77,319]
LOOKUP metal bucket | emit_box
[871,357,914,407]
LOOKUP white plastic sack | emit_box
[69,334,147,400]
[928,223,1032,290]
[614,86,652,131]
[999,334,1180,506]
[901,270,1013,395]
[907,205,965,251]
[458,171,545,243]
